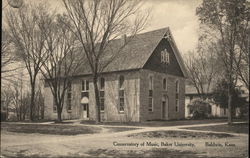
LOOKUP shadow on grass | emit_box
[80,119,246,127]
[128,130,234,139]
[1,123,102,135]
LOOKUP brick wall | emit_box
[139,69,185,121]
[44,70,140,122]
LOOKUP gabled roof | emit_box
[75,27,188,77]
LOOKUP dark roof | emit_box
[73,27,188,77]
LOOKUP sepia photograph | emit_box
[1,0,249,157]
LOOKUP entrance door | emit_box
[162,101,166,119]
[82,104,89,119]
[162,95,168,119]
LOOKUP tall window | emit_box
[119,75,125,112]
[67,81,72,112]
[161,49,170,64]
[100,77,105,111]
[163,78,167,90]
[175,80,179,112]
[148,76,153,112]
[81,80,89,98]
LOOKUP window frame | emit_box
[148,75,154,112]
[81,80,89,98]
[99,77,105,112]
[119,75,125,113]
[67,81,72,112]
[175,80,179,112]
[163,77,167,91]
[160,49,170,64]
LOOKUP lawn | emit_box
[1,123,102,135]
[127,130,234,139]
[81,118,242,127]
[182,122,249,134]
[1,123,139,135]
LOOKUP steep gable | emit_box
[143,38,184,77]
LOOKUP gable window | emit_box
[119,75,125,112]
[161,49,170,64]
[148,76,153,112]
[67,81,72,112]
[81,80,89,98]
[163,78,167,90]
[175,80,179,112]
[99,77,105,111]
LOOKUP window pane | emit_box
[82,80,85,91]
[163,78,166,90]
[176,81,179,93]
[149,76,153,90]
[86,80,89,90]
[100,91,105,97]
[100,78,105,90]
[81,92,89,98]
[100,98,105,111]
[67,93,71,98]
[119,90,124,97]
[148,97,153,111]
[119,76,124,89]
[120,98,124,111]
[68,81,72,92]
[149,90,153,97]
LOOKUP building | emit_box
[44,27,188,122]
[185,82,246,118]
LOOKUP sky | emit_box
[3,0,202,55]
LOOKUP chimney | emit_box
[122,34,127,45]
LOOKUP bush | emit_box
[188,98,211,119]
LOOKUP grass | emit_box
[1,123,102,135]
[105,127,140,133]
[127,130,234,139]
[80,118,245,127]
[182,122,249,134]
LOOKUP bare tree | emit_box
[234,27,249,90]
[39,14,83,122]
[5,2,49,121]
[63,0,149,122]
[184,39,220,99]
[196,0,250,124]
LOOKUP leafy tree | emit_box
[212,79,247,116]
[196,0,250,124]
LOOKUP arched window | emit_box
[163,78,167,90]
[119,75,125,89]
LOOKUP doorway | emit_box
[162,95,168,119]
[82,103,89,119]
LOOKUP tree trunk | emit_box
[30,83,36,121]
[228,86,233,125]
[57,107,62,122]
[93,76,101,123]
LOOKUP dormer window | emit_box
[161,49,170,64]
